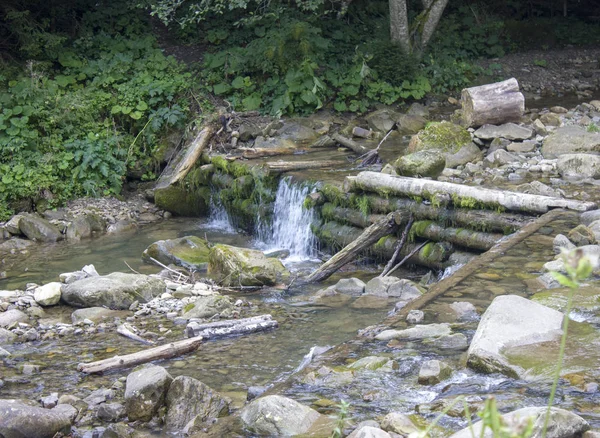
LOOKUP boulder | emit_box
[507,140,537,153]
[380,412,420,435]
[556,154,600,179]
[365,276,401,296]
[366,109,399,133]
[466,295,563,378]
[97,403,126,422]
[449,407,589,438]
[240,395,327,436]
[553,234,575,254]
[375,323,451,341]
[165,376,230,431]
[445,142,483,168]
[181,294,234,319]
[208,244,290,287]
[142,236,210,271]
[71,307,126,324]
[474,123,534,141]
[387,279,424,301]
[568,224,596,246]
[277,121,319,146]
[332,278,366,296]
[0,399,73,438]
[541,126,600,158]
[418,359,452,385]
[34,282,62,306]
[396,114,427,135]
[348,426,392,438]
[19,213,62,242]
[484,149,523,168]
[61,273,165,309]
[408,121,472,154]
[424,333,469,350]
[66,216,93,240]
[540,112,562,126]
[0,238,35,256]
[124,365,173,422]
[4,215,23,235]
[0,309,28,328]
[394,150,446,178]
[154,185,209,217]
[311,287,353,308]
[0,327,17,345]
[581,209,600,226]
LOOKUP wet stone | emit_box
[406,310,425,324]
[418,360,452,385]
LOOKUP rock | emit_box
[568,224,596,246]
[18,213,62,242]
[181,294,234,319]
[540,112,562,126]
[84,388,114,407]
[0,238,35,255]
[5,215,23,235]
[246,386,267,401]
[34,282,62,306]
[165,376,230,430]
[154,185,209,217]
[425,333,469,350]
[240,395,328,436]
[449,301,479,321]
[380,412,420,435]
[61,273,165,309]
[238,123,263,141]
[366,109,398,133]
[408,121,471,154]
[97,403,126,422]
[106,219,137,234]
[99,423,136,438]
[556,154,600,179]
[41,393,59,408]
[365,276,401,296]
[0,309,28,328]
[394,150,446,178]
[588,220,600,242]
[0,399,73,438]
[311,287,353,308]
[142,236,210,271]
[484,149,523,168]
[301,365,354,387]
[0,327,17,344]
[449,406,589,438]
[66,215,93,240]
[541,126,600,158]
[445,142,483,168]
[347,421,383,438]
[488,137,510,153]
[418,359,452,385]
[517,181,563,198]
[467,295,563,378]
[387,279,424,301]
[406,310,424,324]
[0,347,10,357]
[71,307,125,324]
[277,121,319,146]
[507,140,537,153]
[582,209,600,226]
[60,264,99,284]
[533,119,548,136]
[208,244,290,287]
[375,323,451,341]
[349,356,394,371]
[474,123,533,141]
[553,234,575,254]
[396,114,427,135]
[332,278,366,296]
[124,365,172,422]
[348,426,392,438]
[407,102,429,118]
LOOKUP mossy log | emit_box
[265,160,344,174]
[348,172,597,214]
[210,172,234,189]
[320,203,386,228]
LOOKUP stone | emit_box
[349,356,393,371]
[449,407,589,438]
[240,395,326,437]
[106,219,137,234]
[208,244,290,287]
[71,307,125,324]
[449,301,479,321]
[181,294,234,319]
[425,333,469,350]
[0,327,16,344]
[0,238,35,255]
[408,121,471,155]
[332,277,366,296]
[311,287,353,308]
[348,426,392,438]
[0,347,10,357]
[350,295,389,309]
[124,365,172,422]
[97,403,126,422]
[517,181,563,198]
[84,388,114,407]
[165,376,230,431]
[588,220,600,242]
[5,215,23,235]
[396,114,427,135]
[61,273,165,309]
[418,359,452,385]
[488,137,510,154]
[34,282,62,306]
[581,209,600,226]
[540,112,562,126]
[467,295,563,378]
[365,276,401,296]
[247,386,267,401]
[484,149,523,167]
[556,154,600,179]
[18,213,62,242]
[277,121,319,146]
[394,150,446,178]
[568,224,596,246]
[347,421,383,438]
[41,393,59,408]
[0,309,28,328]
[553,234,575,254]
[375,323,451,341]
[0,399,73,438]
[445,142,483,168]
[387,279,424,301]
[154,185,209,217]
[366,109,399,133]
[380,412,420,435]
[507,141,537,153]
[474,123,533,141]
[142,236,210,271]
[406,310,424,324]
[66,215,93,240]
[99,423,136,438]
[541,126,600,158]
[533,118,548,136]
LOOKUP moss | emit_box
[320,184,349,207]
[421,242,434,259]
[211,155,229,173]
[154,185,209,217]
[352,194,371,217]
[229,160,250,178]
[450,194,505,212]
[411,121,471,153]
[183,303,196,313]
[410,220,433,241]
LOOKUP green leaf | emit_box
[550,271,578,289]
[334,101,347,112]
[242,94,262,111]
[136,101,148,111]
[111,105,122,114]
[121,106,132,115]
[231,76,245,89]
[55,75,76,87]
[130,111,143,120]
[213,83,232,95]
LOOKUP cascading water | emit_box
[259,177,317,260]
[206,188,235,232]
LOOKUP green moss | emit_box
[450,194,505,212]
[412,121,471,153]
[229,160,250,178]
[410,220,433,241]
[211,155,229,173]
[421,242,434,259]
[352,194,371,217]
[183,303,195,313]
[154,185,209,217]
[320,184,348,207]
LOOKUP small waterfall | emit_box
[206,188,235,232]
[260,177,317,259]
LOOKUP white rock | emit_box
[33,282,62,307]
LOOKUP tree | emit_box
[389,0,449,55]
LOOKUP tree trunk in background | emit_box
[419,0,450,51]
[389,0,411,54]
[389,0,449,55]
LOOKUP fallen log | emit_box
[321,203,386,228]
[331,133,370,155]
[186,314,278,339]
[78,336,203,374]
[306,212,401,283]
[461,78,525,128]
[240,147,296,159]
[380,215,414,277]
[117,324,155,346]
[265,160,343,173]
[348,172,597,214]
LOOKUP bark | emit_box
[240,147,297,159]
[461,78,525,128]
[306,212,401,283]
[420,0,450,50]
[78,337,203,374]
[389,0,411,54]
[331,133,370,155]
[185,315,278,339]
[321,203,386,228]
[265,160,343,173]
[348,172,597,214]
[380,216,414,277]
[411,221,502,251]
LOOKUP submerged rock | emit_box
[349,356,397,371]
[0,399,73,438]
[61,273,165,309]
[125,365,173,422]
[71,307,126,324]
[375,323,451,341]
[143,235,210,271]
[208,244,290,287]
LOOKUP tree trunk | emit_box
[185,315,278,339]
[240,147,296,159]
[348,172,597,214]
[306,213,401,282]
[461,78,525,128]
[389,0,411,54]
[331,133,370,155]
[411,220,502,251]
[419,0,450,51]
[265,160,343,173]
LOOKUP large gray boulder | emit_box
[394,150,446,178]
[124,365,173,422]
[240,395,330,436]
[449,407,589,438]
[61,273,165,309]
[181,294,234,319]
[0,309,29,328]
[208,244,290,287]
[375,323,451,341]
[165,376,230,431]
[34,282,62,306]
[467,295,563,378]
[0,399,73,438]
[474,123,533,141]
[0,238,35,256]
[556,154,600,179]
[18,214,62,242]
[142,236,210,271]
[541,126,600,158]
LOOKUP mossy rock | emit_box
[394,149,446,178]
[154,185,209,217]
[142,236,210,271]
[408,121,471,154]
[208,244,290,287]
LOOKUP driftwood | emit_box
[78,336,203,374]
[348,172,597,214]
[240,147,296,159]
[306,213,401,283]
[265,160,343,173]
[117,324,155,346]
[331,133,370,155]
[380,215,414,277]
[461,78,525,128]
[186,314,278,339]
[385,241,429,277]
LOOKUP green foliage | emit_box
[533,59,547,68]
[587,123,600,134]
[329,399,351,438]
